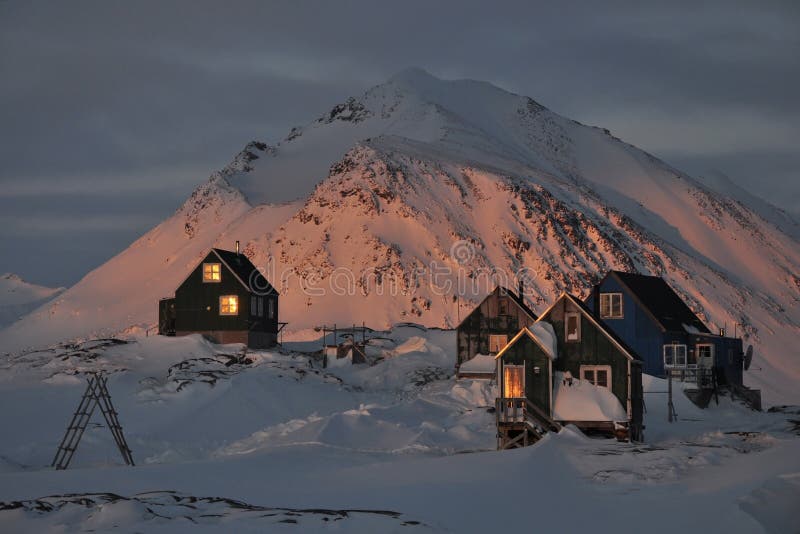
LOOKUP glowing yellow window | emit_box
[219,295,238,316]
[203,263,221,282]
[503,365,525,398]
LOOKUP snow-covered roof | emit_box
[529,322,557,360]
[458,354,496,374]
[552,372,627,422]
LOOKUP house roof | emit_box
[212,248,278,296]
[494,326,555,361]
[503,287,538,322]
[606,271,709,334]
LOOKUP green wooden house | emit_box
[495,292,644,443]
[158,245,282,348]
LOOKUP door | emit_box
[503,365,525,398]
[697,344,714,386]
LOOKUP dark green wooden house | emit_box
[495,292,644,442]
[158,246,281,348]
[456,285,537,374]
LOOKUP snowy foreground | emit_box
[0,327,798,533]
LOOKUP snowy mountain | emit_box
[1,68,798,404]
[0,273,63,329]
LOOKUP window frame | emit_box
[696,343,714,367]
[565,312,581,342]
[579,364,612,390]
[663,343,688,368]
[219,295,239,316]
[498,298,508,316]
[258,296,264,317]
[203,262,222,283]
[599,292,623,319]
[488,334,508,353]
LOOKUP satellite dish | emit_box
[743,345,753,370]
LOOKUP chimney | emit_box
[235,240,240,255]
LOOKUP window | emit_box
[268,298,275,319]
[489,334,508,353]
[697,344,714,367]
[580,365,612,389]
[498,298,508,315]
[219,295,238,316]
[599,293,623,318]
[503,365,525,398]
[203,263,221,282]
[565,313,580,342]
[250,296,258,316]
[258,296,264,317]
[663,344,687,368]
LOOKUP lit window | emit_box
[599,293,623,318]
[663,344,687,368]
[503,365,525,398]
[580,365,612,389]
[565,313,580,342]
[203,263,221,282]
[489,334,508,353]
[219,295,238,315]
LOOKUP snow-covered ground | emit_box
[0,274,63,330]
[0,327,797,533]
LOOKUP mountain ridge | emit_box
[1,69,797,405]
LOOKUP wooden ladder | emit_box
[52,372,134,470]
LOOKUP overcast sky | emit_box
[1,1,798,287]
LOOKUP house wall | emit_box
[689,333,744,386]
[498,335,551,415]
[172,251,279,345]
[158,298,176,335]
[587,276,677,376]
[588,278,744,385]
[174,252,250,333]
[457,288,536,365]
[542,298,632,414]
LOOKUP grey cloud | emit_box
[0,0,798,286]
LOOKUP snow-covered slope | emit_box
[0,274,63,329]
[1,68,798,404]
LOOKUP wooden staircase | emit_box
[495,397,561,450]
[52,372,134,470]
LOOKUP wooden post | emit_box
[667,371,677,422]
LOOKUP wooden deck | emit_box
[495,397,561,450]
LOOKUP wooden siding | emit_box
[588,275,745,387]
[173,251,278,339]
[586,275,668,376]
[542,298,631,415]
[457,287,536,365]
[498,335,551,415]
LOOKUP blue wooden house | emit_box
[584,271,745,389]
